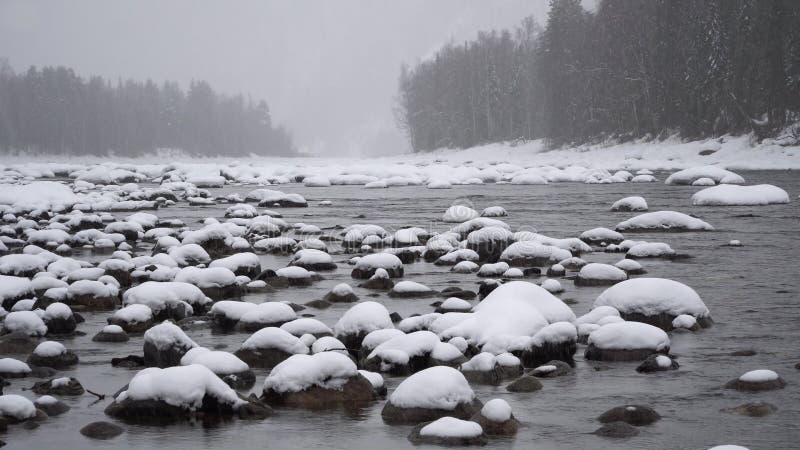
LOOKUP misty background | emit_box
[0,0,571,156]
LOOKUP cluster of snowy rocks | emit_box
[0,162,790,448]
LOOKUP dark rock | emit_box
[528,360,573,378]
[389,312,402,323]
[32,377,85,396]
[80,421,124,440]
[460,367,502,386]
[636,354,679,373]
[439,287,477,300]
[66,293,118,311]
[407,421,488,446]
[0,332,39,355]
[29,366,57,378]
[234,347,297,369]
[92,328,130,343]
[618,311,713,331]
[305,299,333,309]
[322,290,358,304]
[593,421,640,438]
[220,370,257,390]
[477,280,501,300]
[44,315,77,335]
[382,398,483,425]
[143,340,193,368]
[730,349,757,357]
[519,341,577,368]
[111,355,145,369]
[598,405,660,426]
[721,401,777,417]
[351,266,403,280]
[585,344,663,362]
[506,375,543,393]
[35,398,70,416]
[358,277,395,290]
[546,266,566,277]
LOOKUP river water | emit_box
[2,170,799,449]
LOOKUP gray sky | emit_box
[0,0,553,156]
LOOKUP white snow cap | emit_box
[180,347,249,375]
[443,205,479,223]
[388,366,475,409]
[33,341,67,357]
[588,321,669,351]
[144,321,197,351]
[0,394,37,420]
[420,416,484,438]
[240,327,309,354]
[263,352,358,393]
[738,369,779,383]
[0,358,31,375]
[333,301,393,337]
[481,398,512,422]
[3,311,48,336]
[116,364,245,410]
[594,278,710,318]
[691,184,790,206]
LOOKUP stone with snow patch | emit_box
[34,395,69,416]
[288,249,337,271]
[351,253,404,279]
[616,210,713,232]
[261,352,376,408]
[28,341,79,369]
[0,394,37,423]
[105,364,269,424]
[598,404,661,426]
[593,278,712,330]
[443,205,479,223]
[435,297,472,314]
[636,354,679,373]
[142,321,197,368]
[389,280,436,298]
[280,318,332,338]
[333,301,393,351]
[42,302,76,335]
[3,311,47,337]
[92,324,129,343]
[235,327,309,369]
[585,322,669,361]
[123,281,211,319]
[480,206,507,217]
[499,241,572,267]
[692,184,790,206]
[31,376,84,396]
[611,196,648,212]
[614,258,645,275]
[108,304,154,333]
[381,366,482,424]
[322,283,358,304]
[665,166,744,185]
[180,347,255,390]
[575,263,628,286]
[724,369,786,392]
[470,398,519,436]
[407,416,488,446]
[580,228,624,245]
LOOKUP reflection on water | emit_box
[3,170,799,450]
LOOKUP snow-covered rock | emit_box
[585,321,670,361]
[611,196,648,212]
[691,184,790,206]
[235,327,309,368]
[381,366,481,424]
[615,211,713,232]
[665,166,745,185]
[333,301,393,350]
[574,263,628,286]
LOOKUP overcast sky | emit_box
[0,0,555,156]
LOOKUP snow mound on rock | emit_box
[388,366,475,410]
[691,184,790,206]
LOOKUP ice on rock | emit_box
[626,242,675,258]
[241,327,309,353]
[111,304,154,324]
[310,336,348,354]
[615,211,713,232]
[691,184,790,206]
[427,179,452,189]
[43,302,72,320]
[443,205,480,223]
[577,306,621,325]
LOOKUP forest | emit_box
[396,0,800,151]
[0,61,294,157]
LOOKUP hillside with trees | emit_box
[396,0,800,151]
[0,61,294,156]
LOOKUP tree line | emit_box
[0,61,294,156]
[396,0,800,151]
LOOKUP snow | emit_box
[240,327,309,354]
[388,366,475,410]
[627,242,675,258]
[452,261,479,273]
[420,417,483,438]
[588,321,670,351]
[180,347,249,374]
[500,241,572,265]
[578,263,628,281]
[102,324,125,334]
[0,181,79,211]
[0,394,37,420]
[112,304,154,323]
[443,205,479,223]
[665,166,745,185]
[331,283,354,296]
[577,306,621,324]
[430,342,464,361]
[392,280,432,293]
[461,352,498,371]
[440,281,574,348]
[289,249,334,266]
[541,278,563,293]
[333,301,393,336]
[174,266,237,288]
[691,184,790,206]
[143,321,197,351]
[116,365,244,410]
[239,302,298,326]
[738,369,779,383]
[672,314,697,329]
[311,336,347,354]
[580,228,624,243]
[3,311,47,336]
[43,302,72,320]
[440,297,472,311]
[0,254,48,275]
[361,328,406,351]
[0,275,34,303]
[355,253,403,271]
[280,318,332,336]
[481,398,512,422]
[477,262,510,277]
[614,259,643,272]
[368,330,440,363]
[10,299,34,311]
[262,352,358,393]
[123,281,211,313]
[594,278,710,319]
[209,253,261,272]
[33,341,67,357]
[358,370,385,389]
[692,177,716,186]
[0,358,31,375]
[616,211,714,231]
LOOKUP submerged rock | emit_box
[470,399,519,436]
[593,421,640,438]
[79,421,124,440]
[721,401,777,417]
[505,375,543,393]
[598,405,660,426]
[636,354,679,373]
